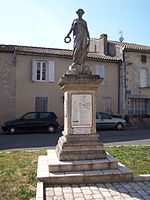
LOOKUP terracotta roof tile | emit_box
[87,52,119,60]
[109,41,150,52]
[0,44,119,62]
[91,37,150,52]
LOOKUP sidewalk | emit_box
[37,181,150,200]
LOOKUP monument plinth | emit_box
[36,9,133,188]
[36,72,133,185]
[56,74,107,161]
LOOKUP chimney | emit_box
[99,34,108,55]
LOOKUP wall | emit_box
[124,51,150,96]
[15,54,72,125]
[89,60,119,114]
[0,52,119,126]
[124,51,150,127]
[0,53,16,124]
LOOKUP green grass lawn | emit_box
[0,150,46,200]
[0,146,150,200]
[106,145,150,175]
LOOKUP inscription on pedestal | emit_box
[74,127,91,134]
[72,94,92,129]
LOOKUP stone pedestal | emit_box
[36,73,133,187]
[56,74,107,161]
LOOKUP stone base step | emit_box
[37,162,133,184]
[47,149,118,172]
[56,134,107,160]
[37,150,133,184]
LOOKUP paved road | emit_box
[0,128,150,151]
[0,131,61,151]
[99,128,150,146]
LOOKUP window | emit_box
[32,59,54,82]
[128,98,150,116]
[141,55,147,63]
[23,113,37,120]
[140,68,148,87]
[95,64,105,84]
[37,61,47,81]
[39,112,50,119]
[101,112,111,119]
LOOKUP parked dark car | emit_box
[1,112,59,134]
[96,112,126,130]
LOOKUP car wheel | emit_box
[48,126,55,133]
[115,123,124,130]
[8,127,16,134]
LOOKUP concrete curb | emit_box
[36,182,44,200]
[134,174,150,182]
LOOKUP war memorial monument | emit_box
[37,9,133,186]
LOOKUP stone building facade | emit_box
[0,45,119,126]
[0,50,16,124]
[90,35,150,127]
[1,35,150,128]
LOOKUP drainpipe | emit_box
[118,60,122,115]
[118,48,126,118]
[121,51,133,117]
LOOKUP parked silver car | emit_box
[96,112,126,130]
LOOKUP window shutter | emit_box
[32,59,37,81]
[96,64,105,84]
[35,97,48,112]
[96,64,100,75]
[148,70,150,87]
[96,64,105,78]
[140,68,148,87]
[47,61,54,82]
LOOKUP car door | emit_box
[100,112,115,129]
[16,112,38,132]
[96,112,105,129]
[96,112,115,130]
[37,112,50,131]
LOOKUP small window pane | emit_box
[101,113,111,119]
[37,62,41,80]
[40,112,49,119]
[36,61,47,81]
[23,113,36,120]
[42,64,46,80]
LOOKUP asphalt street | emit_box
[0,128,150,151]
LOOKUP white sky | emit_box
[0,0,150,49]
